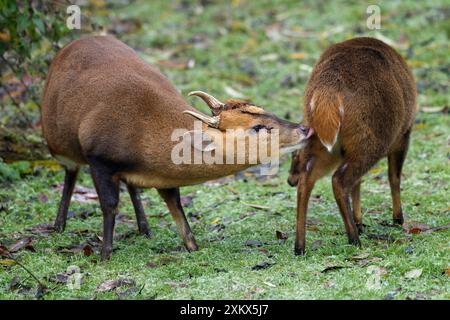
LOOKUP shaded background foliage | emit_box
[0,0,126,179]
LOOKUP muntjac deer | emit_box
[41,36,311,260]
[288,37,416,255]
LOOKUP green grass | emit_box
[0,0,449,299]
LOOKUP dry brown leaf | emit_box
[403,222,430,234]
[9,237,35,253]
[96,278,135,293]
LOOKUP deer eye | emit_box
[252,125,265,132]
[252,125,272,132]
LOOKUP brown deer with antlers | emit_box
[41,36,312,260]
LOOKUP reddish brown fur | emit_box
[288,37,416,254]
[41,36,309,260]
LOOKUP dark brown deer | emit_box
[41,35,311,260]
[288,37,416,255]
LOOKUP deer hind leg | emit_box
[351,180,364,234]
[54,168,79,232]
[157,188,198,252]
[332,155,381,247]
[388,130,411,225]
[294,153,337,255]
[126,184,152,237]
[88,160,120,261]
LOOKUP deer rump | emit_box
[307,89,344,152]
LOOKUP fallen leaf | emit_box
[25,223,55,236]
[414,292,427,300]
[321,264,348,273]
[252,261,274,271]
[289,52,308,59]
[211,223,225,232]
[403,222,430,234]
[350,253,370,261]
[421,106,447,113]
[187,211,202,223]
[306,218,323,225]
[275,230,288,241]
[423,223,450,234]
[72,194,98,203]
[7,277,21,291]
[35,283,47,299]
[322,280,336,288]
[384,288,402,300]
[245,240,263,247]
[48,272,70,284]
[0,259,17,266]
[238,211,257,221]
[180,194,195,207]
[242,203,270,210]
[404,269,422,279]
[0,245,11,257]
[243,287,265,299]
[263,281,276,288]
[117,287,139,299]
[55,185,99,203]
[82,245,94,257]
[9,237,35,253]
[367,265,387,276]
[96,278,135,293]
[256,247,269,255]
[114,231,134,241]
[0,31,10,42]
[57,243,95,256]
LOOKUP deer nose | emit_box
[299,126,314,139]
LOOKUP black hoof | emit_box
[393,217,404,225]
[185,241,199,253]
[101,247,112,261]
[139,227,153,238]
[356,223,365,234]
[348,236,361,247]
[294,247,305,256]
[53,223,65,233]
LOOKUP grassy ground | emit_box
[0,0,449,299]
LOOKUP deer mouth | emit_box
[280,141,307,154]
[280,128,314,154]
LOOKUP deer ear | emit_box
[183,130,217,152]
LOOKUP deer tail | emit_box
[308,89,344,152]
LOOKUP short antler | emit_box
[188,91,225,115]
[183,110,220,128]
